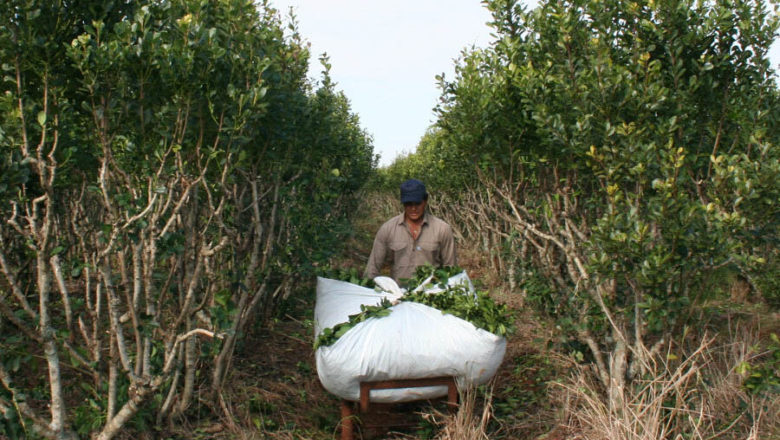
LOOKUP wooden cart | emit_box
[339,376,459,440]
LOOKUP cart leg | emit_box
[447,378,458,412]
[340,400,354,440]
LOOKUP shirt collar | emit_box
[397,211,429,226]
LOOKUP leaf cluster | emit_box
[0,0,377,436]
[399,264,466,290]
[416,0,779,356]
[740,333,780,396]
[315,268,514,349]
[314,298,392,349]
[316,266,375,288]
[403,285,514,338]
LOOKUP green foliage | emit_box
[315,267,514,348]
[0,375,24,440]
[423,0,779,379]
[399,264,466,290]
[739,333,780,396]
[373,128,474,193]
[0,0,375,436]
[72,387,107,436]
[314,298,393,349]
[403,286,515,337]
[316,266,376,288]
[491,353,558,434]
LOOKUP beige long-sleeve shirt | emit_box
[363,212,457,282]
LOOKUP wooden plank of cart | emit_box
[339,376,459,440]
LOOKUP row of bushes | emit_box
[382,0,779,437]
[0,0,374,438]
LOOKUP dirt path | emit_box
[217,194,562,439]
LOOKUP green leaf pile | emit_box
[402,285,514,337]
[314,298,392,349]
[400,264,465,290]
[315,266,514,348]
[317,266,376,288]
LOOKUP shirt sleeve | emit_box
[363,225,389,279]
[439,223,457,267]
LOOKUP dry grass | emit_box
[422,385,493,440]
[555,322,779,440]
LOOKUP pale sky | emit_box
[269,1,780,167]
[270,0,497,166]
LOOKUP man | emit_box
[364,179,457,282]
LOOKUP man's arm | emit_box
[439,224,457,267]
[363,226,388,279]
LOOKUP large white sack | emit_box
[314,275,506,403]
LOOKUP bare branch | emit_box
[0,299,43,343]
[0,237,37,318]
[121,193,158,231]
[163,329,219,373]
[0,362,62,439]
[50,254,74,334]
[101,261,135,376]
[158,176,202,237]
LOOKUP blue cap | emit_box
[400,179,427,203]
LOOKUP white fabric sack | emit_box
[314,275,506,403]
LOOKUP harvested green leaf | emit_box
[400,264,464,290]
[317,266,376,288]
[402,285,514,337]
[314,273,514,348]
[314,298,393,348]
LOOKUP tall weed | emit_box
[424,385,492,440]
[556,324,779,439]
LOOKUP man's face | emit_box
[403,199,427,222]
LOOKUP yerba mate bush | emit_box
[0,0,374,438]
[398,0,780,430]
